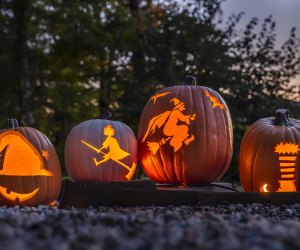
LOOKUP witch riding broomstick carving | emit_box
[81,125,136,180]
[142,97,196,154]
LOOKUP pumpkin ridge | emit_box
[215,102,230,181]
[206,88,220,183]
[39,129,60,204]
[212,91,232,181]
[86,120,96,180]
[115,121,124,180]
[201,87,210,182]
[175,85,186,184]
[160,87,178,183]
[149,150,163,182]
[157,144,170,183]
[240,124,268,191]
[39,131,50,204]
[183,85,198,184]
[116,123,122,180]
[170,86,182,183]
[28,128,41,205]
[291,129,300,189]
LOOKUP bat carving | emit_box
[204,90,226,110]
[150,92,171,104]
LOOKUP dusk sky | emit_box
[221,0,300,87]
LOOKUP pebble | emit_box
[285,208,293,216]
[0,204,299,249]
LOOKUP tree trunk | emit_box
[13,1,34,125]
[129,0,146,83]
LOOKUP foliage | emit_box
[0,0,299,180]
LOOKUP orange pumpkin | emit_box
[239,109,300,192]
[65,119,137,182]
[137,76,233,185]
[0,119,62,206]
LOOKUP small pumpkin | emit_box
[137,76,233,185]
[0,118,62,206]
[65,118,137,182]
[239,109,300,192]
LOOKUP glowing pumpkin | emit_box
[0,119,62,206]
[137,76,233,185]
[65,119,137,182]
[239,109,300,192]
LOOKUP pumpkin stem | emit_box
[99,111,111,120]
[7,118,19,129]
[183,75,197,85]
[274,109,291,126]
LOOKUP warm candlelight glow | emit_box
[142,97,196,154]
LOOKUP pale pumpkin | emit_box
[65,119,137,182]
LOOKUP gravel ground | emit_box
[1,204,300,250]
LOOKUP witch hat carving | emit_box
[0,131,52,176]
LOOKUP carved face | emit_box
[0,124,61,206]
[138,83,233,185]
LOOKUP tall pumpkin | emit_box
[138,76,233,185]
[0,119,62,206]
[65,118,137,182]
[239,109,300,192]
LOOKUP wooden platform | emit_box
[58,180,300,208]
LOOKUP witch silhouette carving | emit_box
[142,97,196,154]
[81,125,136,180]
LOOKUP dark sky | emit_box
[221,0,300,86]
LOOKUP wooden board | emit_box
[58,180,300,208]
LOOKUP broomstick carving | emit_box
[146,137,171,155]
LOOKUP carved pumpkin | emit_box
[65,119,137,182]
[137,76,233,185]
[0,119,62,206]
[239,109,300,192]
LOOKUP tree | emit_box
[0,0,299,181]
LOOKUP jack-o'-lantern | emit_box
[0,118,62,206]
[65,118,137,182]
[137,76,233,185]
[239,109,300,192]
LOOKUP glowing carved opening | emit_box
[0,131,52,176]
[0,186,39,202]
[142,97,196,154]
[260,142,300,192]
[260,184,269,192]
[150,92,171,104]
[42,150,49,160]
[204,90,226,110]
[81,125,136,180]
[0,130,53,202]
